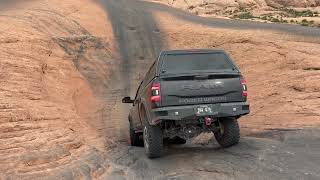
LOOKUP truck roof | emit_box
[160,49,226,55]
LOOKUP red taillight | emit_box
[240,79,248,97]
[151,83,161,102]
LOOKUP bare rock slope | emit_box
[1,0,320,179]
[0,0,115,178]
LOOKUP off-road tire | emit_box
[143,121,163,158]
[214,117,240,148]
[129,120,143,146]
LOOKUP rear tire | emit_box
[129,120,143,146]
[214,117,240,148]
[143,120,163,158]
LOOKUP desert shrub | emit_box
[225,10,232,15]
[234,12,255,19]
[282,8,316,17]
[302,10,314,17]
[188,5,196,10]
[300,19,313,26]
[301,19,308,26]
[270,17,280,22]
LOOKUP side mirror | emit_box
[122,97,134,103]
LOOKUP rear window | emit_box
[161,52,235,73]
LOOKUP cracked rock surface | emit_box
[0,0,320,179]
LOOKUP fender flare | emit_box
[139,98,152,125]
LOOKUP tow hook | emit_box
[204,117,213,126]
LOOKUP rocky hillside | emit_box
[269,0,320,7]
[152,0,320,26]
[159,0,320,9]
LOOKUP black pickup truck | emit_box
[122,49,250,158]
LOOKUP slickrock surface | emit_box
[153,11,320,134]
[0,0,115,178]
[1,0,320,179]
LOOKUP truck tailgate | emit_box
[160,74,245,107]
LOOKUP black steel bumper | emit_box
[150,102,249,124]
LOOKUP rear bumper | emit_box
[150,102,249,124]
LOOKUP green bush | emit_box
[281,8,317,17]
[300,19,313,26]
[300,10,314,17]
[270,17,280,23]
[234,12,255,19]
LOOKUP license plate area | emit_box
[195,105,213,116]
